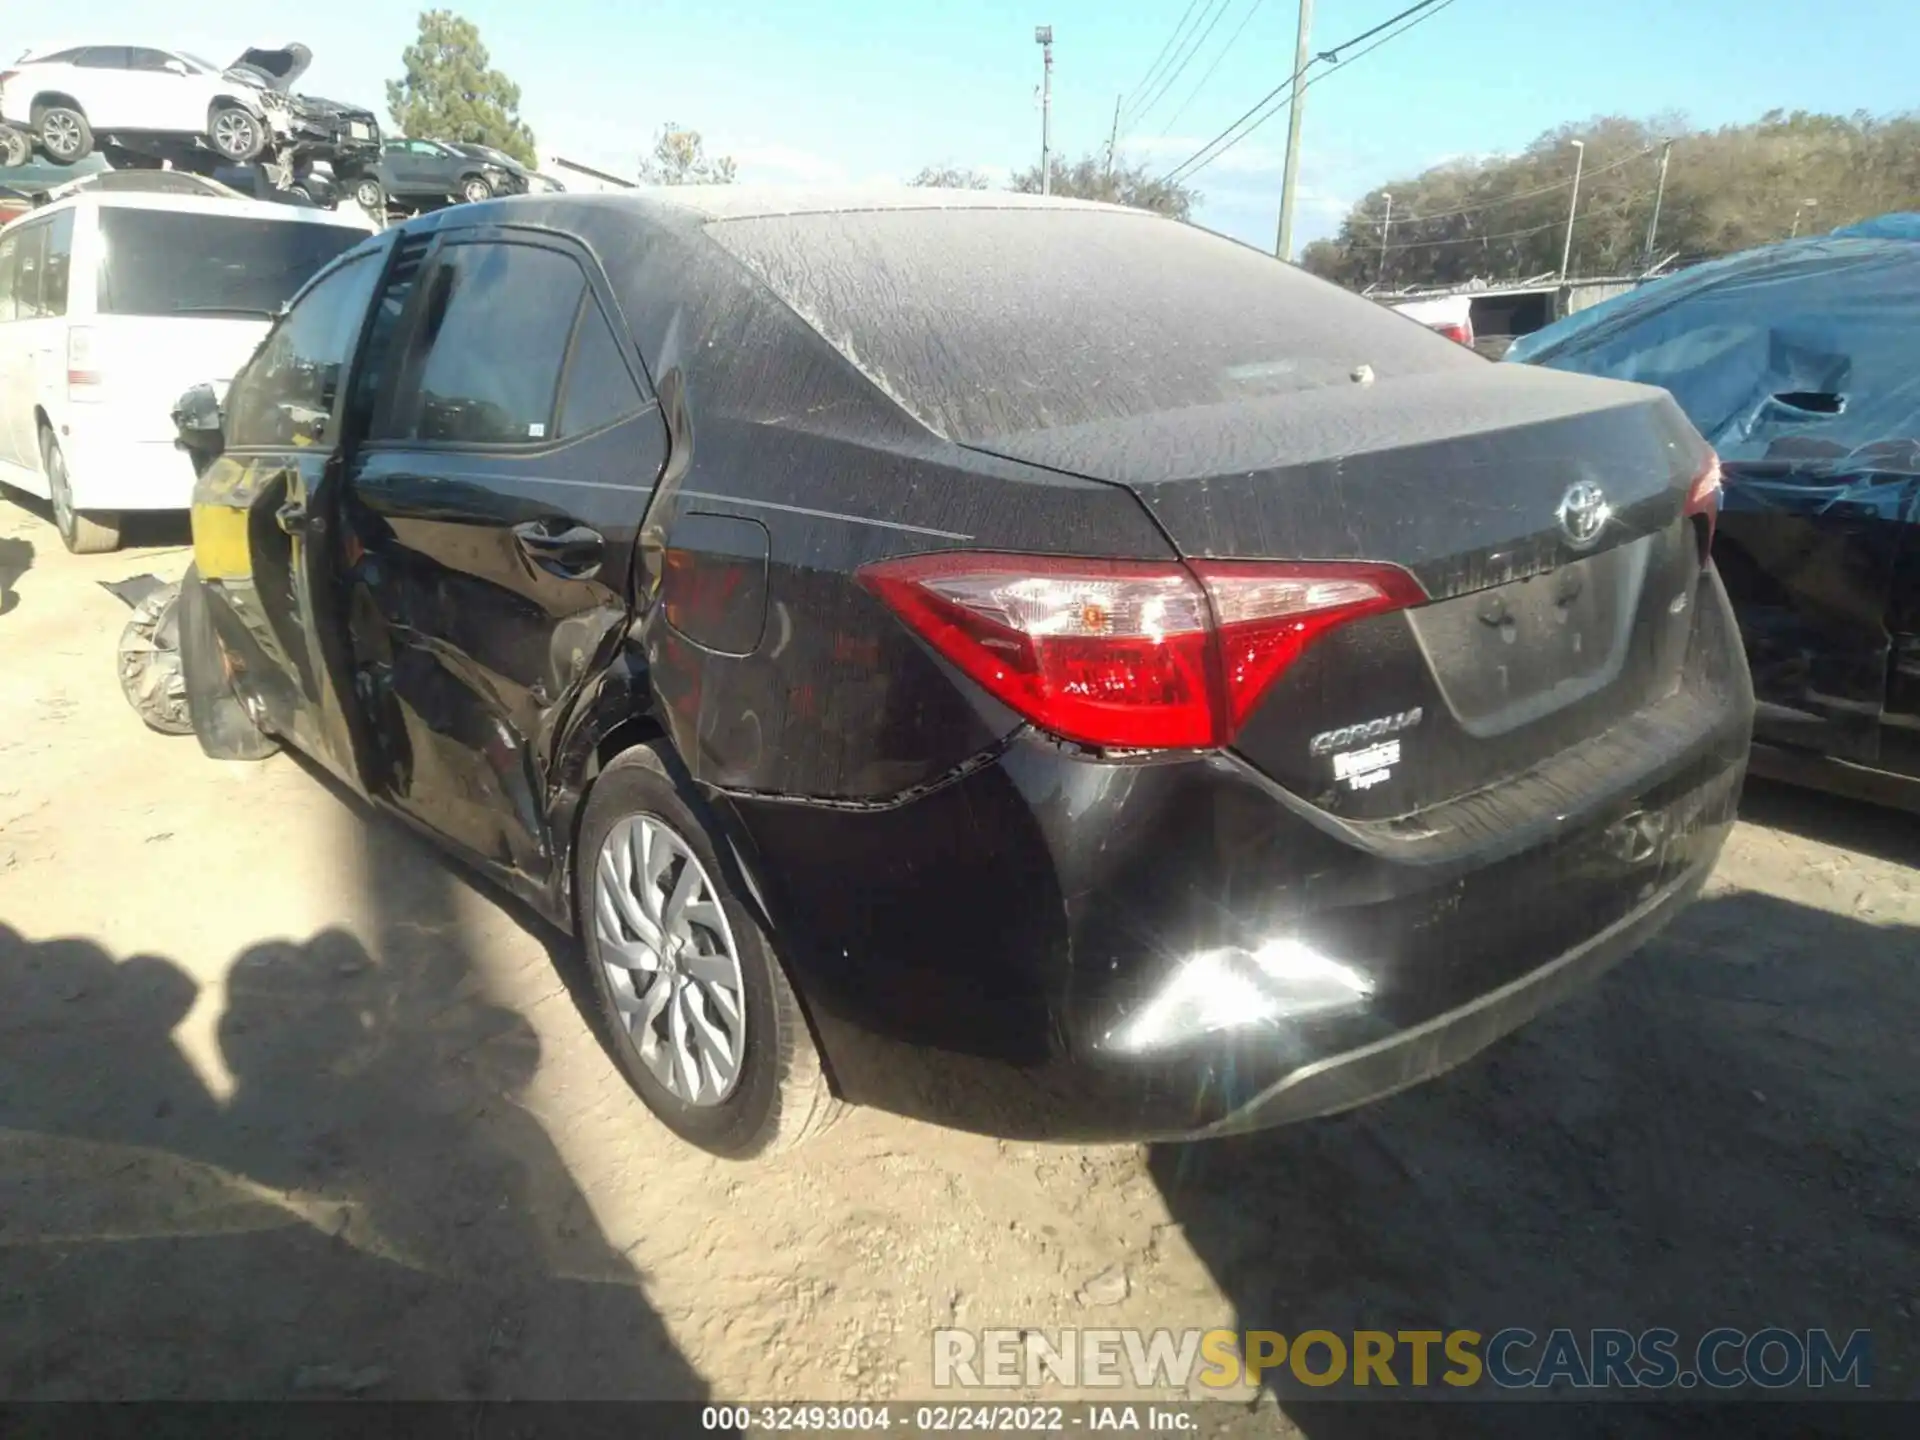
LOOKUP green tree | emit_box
[908,164,992,189]
[386,10,537,167]
[1009,152,1198,221]
[1300,107,1920,291]
[639,123,738,185]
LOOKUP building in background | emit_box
[540,154,633,194]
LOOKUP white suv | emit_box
[1,45,282,167]
[0,188,370,551]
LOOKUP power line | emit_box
[1122,0,1209,119]
[1377,190,1655,249]
[1130,0,1237,126]
[1160,0,1458,186]
[1159,0,1269,134]
[1362,144,1660,228]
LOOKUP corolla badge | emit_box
[1556,481,1611,549]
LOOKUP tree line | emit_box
[384,9,737,183]
[1299,109,1920,291]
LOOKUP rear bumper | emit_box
[722,570,1755,1142]
[58,430,196,513]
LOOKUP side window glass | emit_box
[348,239,431,438]
[381,243,584,446]
[42,209,74,318]
[556,299,648,438]
[0,234,18,324]
[225,254,381,449]
[127,49,173,72]
[76,47,132,70]
[11,225,46,320]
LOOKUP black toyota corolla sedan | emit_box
[174,188,1753,1157]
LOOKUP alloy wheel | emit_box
[42,113,82,159]
[594,815,748,1106]
[213,110,257,159]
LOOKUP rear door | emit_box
[68,47,136,130]
[199,243,387,783]
[339,228,666,887]
[1714,464,1920,766]
[7,211,71,472]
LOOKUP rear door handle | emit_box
[513,520,604,580]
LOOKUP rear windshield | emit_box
[708,207,1475,442]
[97,208,365,318]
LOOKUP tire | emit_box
[40,426,120,554]
[352,177,386,214]
[118,583,194,735]
[0,126,29,168]
[177,564,280,761]
[576,743,843,1158]
[34,104,92,165]
[460,174,493,204]
[208,104,265,163]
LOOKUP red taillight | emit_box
[1435,320,1474,347]
[67,327,104,401]
[856,552,1426,751]
[1683,452,1722,559]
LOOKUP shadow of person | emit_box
[0,535,31,617]
[1148,888,1918,1437]
[0,864,708,1399]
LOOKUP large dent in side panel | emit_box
[606,214,1173,805]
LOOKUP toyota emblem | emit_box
[1556,481,1611,549]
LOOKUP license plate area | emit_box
[1407,534,1654,737]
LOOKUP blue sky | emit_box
[30,0,1920,249]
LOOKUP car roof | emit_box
[550,184,1135,226]
[2,187,375,234]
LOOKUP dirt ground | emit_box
[2,495,1916,1428]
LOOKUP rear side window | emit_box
[74,47,133,69]
[710,208,1479,441]
[225,253,381,449]
[9,224,47,318]
[380,242,584,446]
[556,300,648,438]
[97,208,365,319]
[41,209,74,317]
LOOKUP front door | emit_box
[339,229,667,893]
[192,239,389,786]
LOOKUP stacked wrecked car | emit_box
[1,44,385,212]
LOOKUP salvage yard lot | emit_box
[1,498,1916,1417]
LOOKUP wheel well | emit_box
[34,408,53,447]
[30,92,84,120]
[209,95,265,119]
[591,715,667,785]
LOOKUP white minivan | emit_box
[0,188,370,551]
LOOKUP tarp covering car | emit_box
[1508,223,1920,801]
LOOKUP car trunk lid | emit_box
[966,365,1715,818]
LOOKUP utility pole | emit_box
[1642,138,1673,269]
[1558,137,1585,281]
[1273,0,1315,260]
[1377,192,1393,288]
[1104,92,1121,187]
[1036,25,1054,196]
